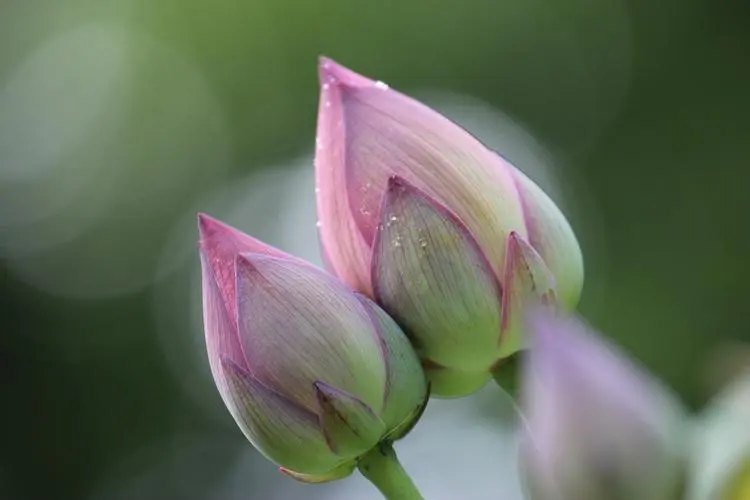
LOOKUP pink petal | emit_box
[234,254,387,414]
[522,309,685,499]
[315,60,373,295]
[200,250,247,398]
[317,59,527,285]
[198,213,297,331]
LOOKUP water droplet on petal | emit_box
[374,81,389,90]
[316,221,322,228]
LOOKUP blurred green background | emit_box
[2,0,749,498]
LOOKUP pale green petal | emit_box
[280,461,356,484]
[235,255,386,413]
[498,232,557,357]
[356,294,428,430]
[511,167,584,309]
[220,358,341,474]
[314,381,385,459]
[372,177,502,372]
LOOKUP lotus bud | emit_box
[314,57,583,397]
[197,214,428,483]
[520,308,687,500]
[687,369,750,500]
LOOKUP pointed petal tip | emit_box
[317,57,375,90]
[197,212,219,239]
[386,174,409,191]
[197,212,241,248]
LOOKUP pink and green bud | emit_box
[688,370,750,500]
[520,309,686,500]
[314,58,583,397]
[198,214,428,482]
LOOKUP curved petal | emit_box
[235,254,386,414]
[372,177,503,374]
[279,461,355,484]
[315,60,373,294]
[498,232,557,357]
[200,251,247,396]
[314,381,385,459]
[510,167,584,309]
[355,293,427,430]
[198,213,303,329]
[318,59,527,283]
[423,362,492,399]
[522,309,685,500]
[220,357,341,475]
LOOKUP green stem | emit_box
[358,442,424,500]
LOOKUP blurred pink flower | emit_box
[520,308,686,500]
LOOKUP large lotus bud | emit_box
[688,369,750,500]
[198,214,428,483]
[314,57,584,397]
[520,309,686,500]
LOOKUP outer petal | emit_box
[235,254,387,414]
[318,58,527,285]
[521,309,685,500]
[314,381,385,459]
[372,177,502,374]
[220,357,341,475]
[279,461,355,484]
[498,232,557,358]
[510,167,584,309]
[198,213,303,330]
[315,60,373,294]
[355,293,428,431]
[200,251,248,396]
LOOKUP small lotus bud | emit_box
[520,309,687,500]
[198,214,428,482]
[688,370,750,500]
[314,58,584,397]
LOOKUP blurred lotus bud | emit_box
[520,309,686,500]
[688,369,750,500]
[197,214,428,483]
[314,58,584,397]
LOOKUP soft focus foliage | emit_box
[2,1,750,499]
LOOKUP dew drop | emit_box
[316,221,322,228]
[322,83,330,90]
[374,80,389,90]
[390,216,398,222]
[325,101,331,108]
